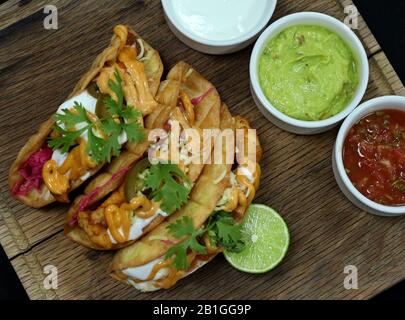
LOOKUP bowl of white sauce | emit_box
[162,0,277,55]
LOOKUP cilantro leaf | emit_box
[104,71,144,144]
[86,126,121,164]
[107,69,124,108]
[120,107,144,142]
[49,102,91,153]
[165,216,206,270]
[103,97,118,117]
[144,163,191,214]
[207,211,245,253]
[165,242,189,270]
[86,129,108,164]
[167,215,195,238]
[122,120,145,142]
[53,102,91,130]
[101,117,122,136]
[104,69,125,117]
[164,212,245,270]
[120,106,142,120]
[48,124,87,154]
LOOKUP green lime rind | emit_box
[224,204,290,274]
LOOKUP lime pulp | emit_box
[224,204,290,274]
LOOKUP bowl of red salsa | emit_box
[333,96,405,216]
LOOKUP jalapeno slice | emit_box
[124,158,151,202]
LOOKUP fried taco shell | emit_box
[9,25,163,208]
[64,63,222,250]
[109,104,262,291]
[109,103,240,290]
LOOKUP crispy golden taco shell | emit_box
[9,25,163,208]
[109,103,234,271]
[65,62,221,250]
[109,105,263,291]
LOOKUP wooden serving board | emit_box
[0,0,404,300]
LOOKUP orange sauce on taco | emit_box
[78,185,160,247]
[42,138,97,195]
[143,252,216,290]
[42,160,69,196]
[43,25,154,199]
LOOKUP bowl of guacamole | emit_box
[250,12,369,135]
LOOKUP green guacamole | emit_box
[259,25,359,121]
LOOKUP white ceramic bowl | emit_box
[333,96,405,217]
[161,0,277,55]
[250,12,369,135]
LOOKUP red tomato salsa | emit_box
[343,109,405,206]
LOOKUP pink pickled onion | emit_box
[69,166,130,227]
[12,146,53,196]
[191,87,214,106]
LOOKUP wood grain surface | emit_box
[0,0,404,300]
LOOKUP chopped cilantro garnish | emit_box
[166,211,245,270]
[206,211,245,253]
[165,216,206,270]
[144,163,191,214]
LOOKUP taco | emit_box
[9,25,163,208]
[109,104,262,291]
[64,62,222,250]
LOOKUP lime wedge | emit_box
[224,205,289,274]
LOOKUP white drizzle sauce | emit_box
[56,90,97,124]
[123,256,211,292]
[107,209,169,245]
[123,257,168,281]
[128,209,168,241]
[237,166,254,183]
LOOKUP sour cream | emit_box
[123,257,168,281]
[55,90,98,143]
[123,255,211,292]
[128,209,168,241]
[238,166,254,183]
[171,0,268,41]
[107,209,169,245]
[57,90,97,116]
[52,149,68,167]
